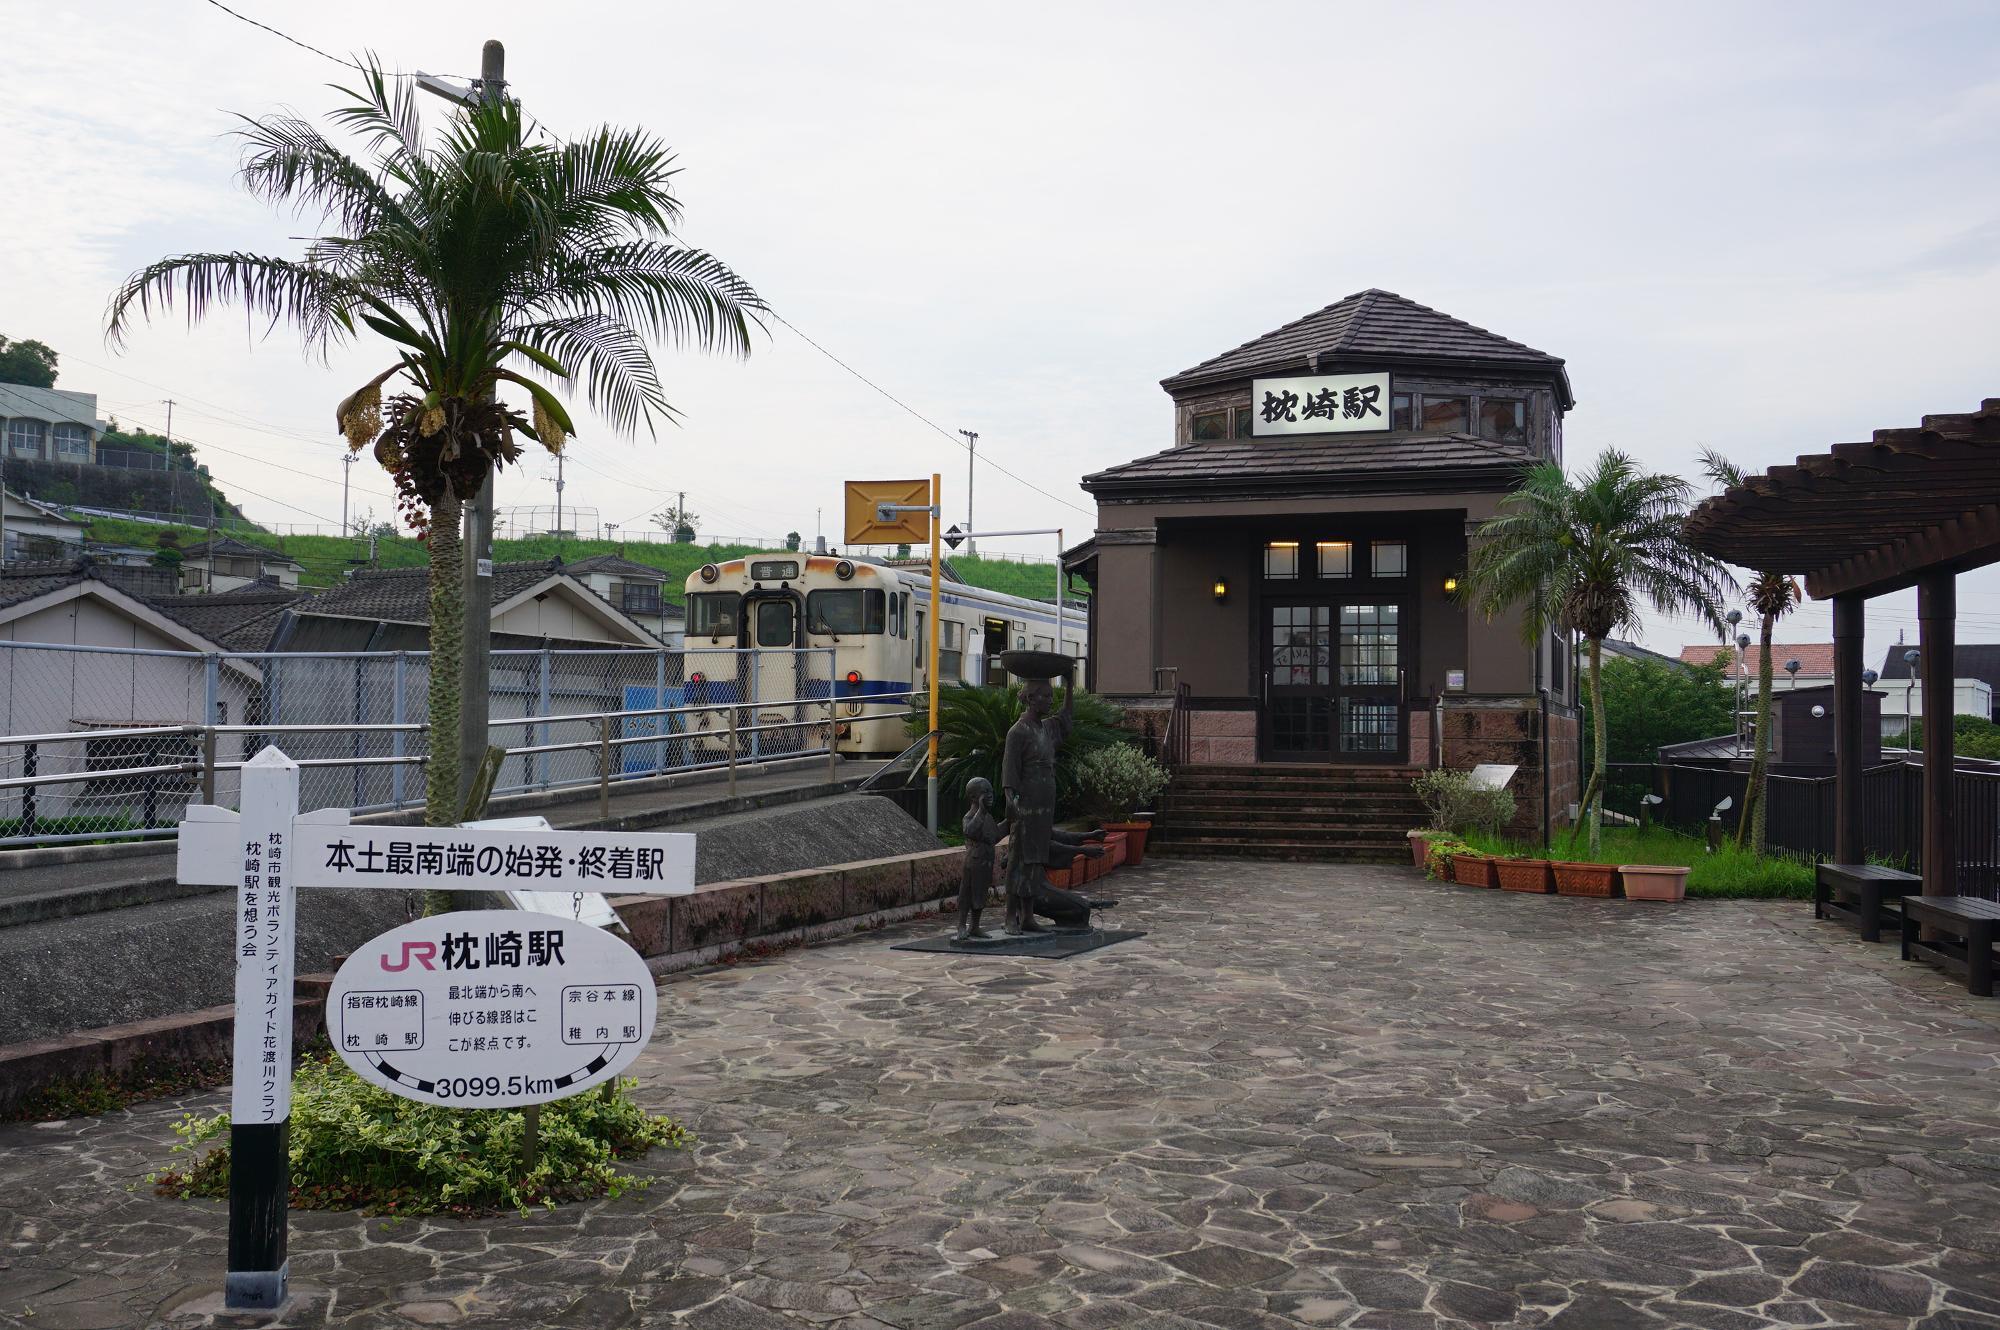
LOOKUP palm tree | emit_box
[1700,450,1803,849]
[107,68,764,837]
[1464,451,1735,854]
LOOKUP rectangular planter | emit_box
[1449,853,1499,888]
[1619,864,1690,902]
[1493,858,1554,894]
[1105,832,1129,868]
[1551,861,1622,897]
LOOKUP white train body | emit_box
[680,553,1086,757]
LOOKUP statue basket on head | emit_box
[999,656,1109,935]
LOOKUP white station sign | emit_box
[1250,371,1391,436]
[326,909,658,1108]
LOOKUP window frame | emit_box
[1370,540,1408,578]
[1477,396,1527,443]
[1190,410,1229,441]
[804,587,885,636]
[1263,540,1301,580]
[755,597,797,648]
[686,591,742,638]
[51,422,90,457]
[1419,395,1469,433]
[1315,540,1353,579]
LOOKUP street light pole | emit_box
[958,430,977,556]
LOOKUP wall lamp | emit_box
[1212,578,1228,603]
[1443,576,1459,595]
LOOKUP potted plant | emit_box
[1423,836,1470,881]
[1619,864,1690,902]
[1104,830,1129,867]
[1412,769,1518,872]
[1493,856,1554,893]
[1551,860,1622,897]
[1073,745,1170,868]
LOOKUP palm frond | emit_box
[105,252,359,350]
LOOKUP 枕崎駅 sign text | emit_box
[1250,372,1390,437]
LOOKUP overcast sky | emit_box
[5,0,1998,664]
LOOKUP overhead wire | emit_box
[197,0,476,80]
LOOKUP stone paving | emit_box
[7,860,2000,1329]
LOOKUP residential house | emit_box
[1,489,86,563]
[1678,642,1836,690]
[1874,678,1995,741]
[1879,645,2000,722]
[177,537,305,593]
[560,554,683,645]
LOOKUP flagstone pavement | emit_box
[7,860,2000,1330]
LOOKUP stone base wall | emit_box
[1408,707,1433,768]
[0,845,968,1115]
[1187,709,1256,765]
[1438,696,1576,838]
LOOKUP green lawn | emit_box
[79,517,1086,604]
[1458,824,1815,900]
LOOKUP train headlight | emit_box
[689,671,706,685]
[834,559,855,580]
[698,563,719,583]
[845,670,862,686]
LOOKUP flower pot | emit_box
[1449,853,1498,888]
[1107,820,1150,867]
[1105,831,1129,868]
[1045,862,1073,889]
[1408,831,1435,868]
[1085,850,1109,883]
[1619,864,1690,902]
[1551,861,1622,897]
[1493,858,1554,894]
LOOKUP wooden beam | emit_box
[1806,503,2000,599]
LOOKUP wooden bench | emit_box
[1816,864,1920,943]
[1901,896,2000,996]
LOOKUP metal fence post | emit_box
[727,710,739,798]
[827,690,838,781]
[654,648,668,778]
[204,652,221,727]
[142,739,161,829]
[391,652,408,810]
[537,648,553,791]
[598,714,612,822]
[747,651,761,762]
[20,744,36,839]
[202,727,219,806]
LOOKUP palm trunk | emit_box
[1738,614,1776,851]
[423,488,464,916]
[1586,634,1606,856]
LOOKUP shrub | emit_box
[910,681,1126,821]
[1422,835,1476,880]
[1072,744,1170,823]
[1412,769,1515,836]
[151,1054,689,1216]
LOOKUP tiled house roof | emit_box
[1679,643,1837,675]
[561,554,668,580]
[179,536,302,566]
[300,560,566,625]
[1081,431,1534,499]
[1161,289,1570,403]
[147,583,309,652]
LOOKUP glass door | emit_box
[1263,603,1332,760]
[1337,603,1403,759]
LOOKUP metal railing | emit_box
[0,639,926,848]
[0,688,924,848]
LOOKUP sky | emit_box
[4,0,1999,667]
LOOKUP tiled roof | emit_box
[148,584,310,652]
[1678,643,1837,675]
[1081,431,1535,499]
[298,560,567,625]
[0,558,179,610]
[181,536,301,564]
[561,554,668,580]
[1161,289,1568,397]
[0,565,87,611]
[1601,639,1688,671]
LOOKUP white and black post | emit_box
[226,748,300,1309]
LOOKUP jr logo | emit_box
[381,941,438,972]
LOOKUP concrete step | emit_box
[1160,812,1417,833]
[1156,818,1411,841]
[1174,763,1425,777]
[1161,793,1425,813]
[1149,840,1409,863]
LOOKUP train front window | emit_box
[805,588,885,636]
[688,592,740,638]
[756,599,796,647]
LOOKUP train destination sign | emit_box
[326,909,659,1108]
[1250,371,1391,437]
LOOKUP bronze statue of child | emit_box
[956,776,1001,941]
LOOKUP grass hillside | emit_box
[76,517,1087,603]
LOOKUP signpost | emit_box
[325,909,657,1108]
[843,476,943,833]
[177,748,694,1311]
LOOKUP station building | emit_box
[1069,289,1581,832]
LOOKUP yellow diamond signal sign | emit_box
[844,479,933,546]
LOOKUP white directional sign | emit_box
[326,909,658,1108]
[180,810,695,896]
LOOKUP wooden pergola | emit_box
[1684,398,2000,896]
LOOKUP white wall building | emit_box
[1876,678,1995,740]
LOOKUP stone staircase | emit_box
[1149,763,1426,863]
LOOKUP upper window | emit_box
[52,423,90,457]
[1231,406,1256,438]
[940,619,964,681]
[1420,396,1468,432]
[805,588,885,636]
[1263,541,1300,579]
[1479,398,1527,443]
[1371,541,1408,578]
[1315,540,1353,578]
[1191,410,1228,441]
[756,598,796,647]
[6,419,45,456]
[687,592,740,638]
[1390,394,1413,432]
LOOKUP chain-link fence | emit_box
[0,642,864,847]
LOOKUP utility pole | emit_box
[553,452,565,537]
[958,430,978,555]
[340,452,355,536]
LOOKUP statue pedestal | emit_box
[892,928,1147,959]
